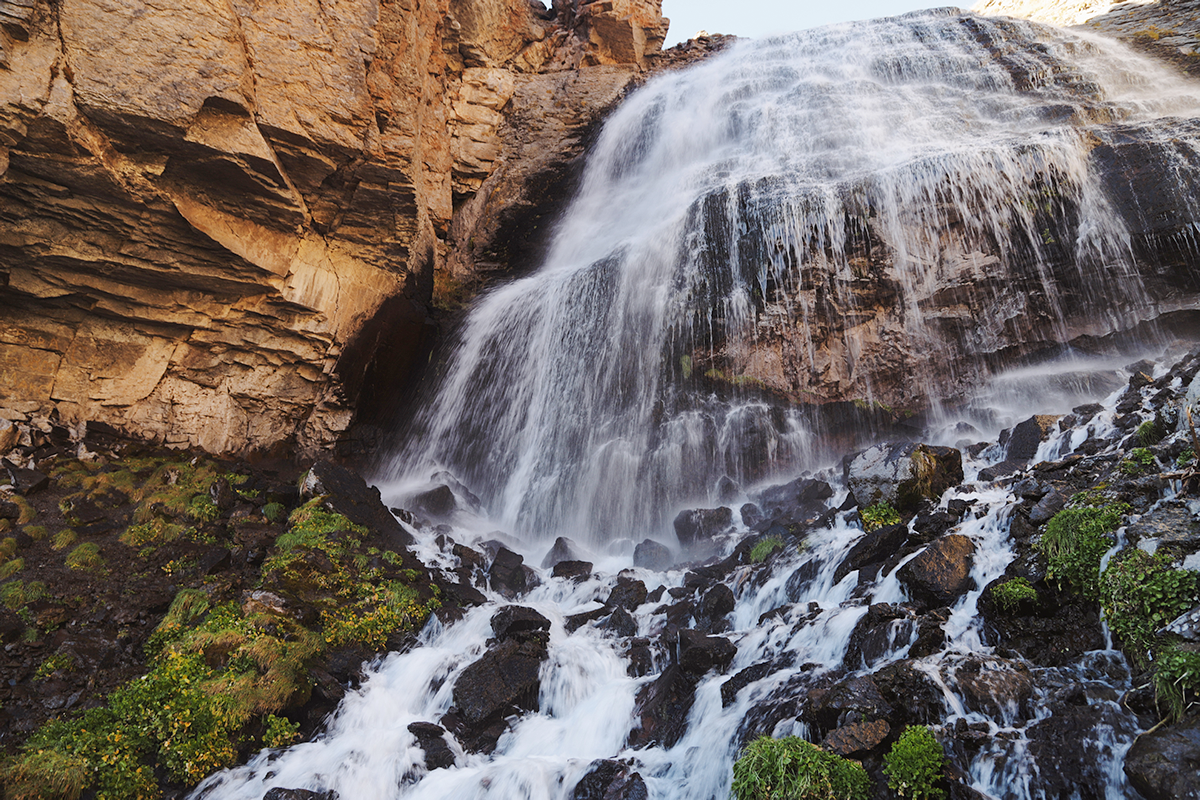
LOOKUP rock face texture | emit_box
[0,0,675,456]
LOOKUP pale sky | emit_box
[661,1,946,45]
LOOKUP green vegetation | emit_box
[1153,646,1200,721]
[24,525,48,541]
[1036,504,1127,598]
[262,714,300,748]
[52,528,77,551]
[262,502,287,523]
[1136,420,1163,446]
[1100,548,1199,668]
[1120,447,1156,476]
[861,502,901,532]
[0,579,49,610]
[0,556,23,580]
[1177,448,1195,468]
[883,726,946,800]
[751,536,785,563]
[186,494,220,523]
[64,542,105,573]
[731,736,870,800]
[0,536,16,560]
[35,653,78,681]
[990,577,1037,614]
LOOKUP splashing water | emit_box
[381,10,1200,545]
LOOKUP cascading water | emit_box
[192,10,1200,800]
[381,10,1200,544]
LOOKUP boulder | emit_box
[410,485,458,519]
[628,664,697,748]
[300,461,414,551]
[676,629,736,675]
[1028,489,1066,524]
[606,576,648,610]
[823,718,890,757]
[1003,415,1060,462]
[802,675,894,734]
[488,547,528,598]
[898,534,976,607]
[541,536,588,568]
[452,634,549,724]
[599,606,638,638]
[263,790,338,800]
[408,721,456,770]
[633,539,673,571]
[672,506,733,549]
[1124,715,1200,800]
[1028,701,1142,800]
[698,584,735,620]
[490,605,550,641]
[552,560,594,580]
[844,443,963,512]
[843,604,918,670]
[834,522,910,584]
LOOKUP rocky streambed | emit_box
[4,344,1199,799]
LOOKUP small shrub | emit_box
[1177,448,1195,468]
[1153,646,1200,721]
[751,536,785,563]
[731,735,870,800]
[262,713,300,748]
[35,652,78,680]
[1136,420,1163,446]
[1036,505,1126,598]
[24,525,48,541]
[884,726,946,800]
[0,579,49,610]
[187,494,220,523]
[0,747,89,800]
[861,502,901,532]
[65,542,104,572]
[990,577,1037,613]
[52,528,78,551]
[262,502,287,523]
[0,556,23,580]
[0,536,16,560]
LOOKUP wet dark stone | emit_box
[491,605,550,641]
[833,523,908,584]
[699,584,735,620]
[629,664,697,749]
[952,655,1035,720]
[978,459,1026,481]
[1028,702,1142,800]
[452,634,549,724]
[552,560,593,580]
[1073,402,1104,421]
[408,722,456,770]
[720,655,794,707]
[0,498,18,520]
[606,576,648,610]
[979,581,1104,667]
[716,476,741,504]
[911,510,957,543]
[897,534,976,608]
[303,461,414,550]
[785,558,823,601]
[565,606,609,633]
[843,603,917,670]
[197,546,232,576]
[755,476,834,514]
[0,606,24,644]
[63,497,108,525]
[672,506,733,549]
[541,536,586,568]
[1029,490,1067,524]
[263,789,338,800]
[209,476,237,510]
[3,461,49,494]
[411,484,457,518]
[740,503,763,529]
[604,773,648,800]
[600,606,638,638]
[453,543,487,571]
[802,675,893,734]
[627,638,654,677]
[571,760,647,800]
[633,539,672,571]
[873,659,944,727]
[1005,415,1060,462]
[676,629,736,675]
[436,572,487,607]
[1124,714,1200,800]
[488,547,527,598]
[823,718,890,757]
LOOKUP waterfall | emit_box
[380,10,1200,545]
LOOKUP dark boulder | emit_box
[410,484,457,519]
[1124,714,1200,800]
[552,560,593,580]
[599,606,638,638]
[911,510,957,543]
[1004,415,1060,463]
[628,664,697,748]
[699,584,735,620]
[823,718,890,757]
[755,476,834,513]
[408,722,456,770]
[633,539,673,571]
[673,507,733,550]
[301,461,414,550]
[488,547,528,598]
[572,759,648,800]
[263,790,338,800]
[802,675,893,734]
[606,576,648,611]
[1028,701,1142,800]
[950,655,1035,720]
[541,536,588,569]
[978,579,1104,667]
[844,443,963,512]
[1028,490,1067,525]
[843,604,918,670]
[897,535,976,608]
[834,523,909,584]
[490,605,550,641]
[2,460,49,495]
[676,629,736,675]
[452,634,549,725]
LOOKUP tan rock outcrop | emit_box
[0,0,677,456]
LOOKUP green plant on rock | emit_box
[65,542,105,573]
[0,556,24,580]
[262,713,300,748]
[1120,447,1157,476]
[1177,448,1196,468]
[262,502,287,523]
[1099,548,1200,669]
[34,652,78,680]
[1153,646,1200,721]
[751,536,785,563]
[861,502,901,532]
[990,577,1037,614]
[186,494,220,523]
[1036,504,1127,599]
[884,725,946,800]
[731,735,870,800]
[1137,420,1163,446]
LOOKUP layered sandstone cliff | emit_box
[0,0,670,456]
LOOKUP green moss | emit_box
[0,557,24,580]
[861,502,901,532]
[1177,448,1195,468]
[0,747,89,800]
[52,529,77,551]
[884,726,946,800]
[1036,504,1127,598]
[750,536,785,564]
[0,536,17,560]
[731,736,870,800]
[120,519,186,550]
[1137,420,1163,446]
[990,577,1037,614]
[34,652,78,681]
[187,494,220,523]
[11,495,37,525]
[262,714,300,748]
[1100,548,1200,669]
[65,542,105,573]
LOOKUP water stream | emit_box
[194,10,1200,800]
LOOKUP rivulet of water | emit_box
[380,10,1200,545]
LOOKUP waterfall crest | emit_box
[382,10,1200,544]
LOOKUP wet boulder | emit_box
[410,485,457,519]
[843,604,918,670]
[822,718,890,758]
[897,534,976,608]
[490,605,550,641]
[1002,415,1060,463]
[873,659,945,727]
[673,506,733,550]
[263,789,338,800]
[599,606,639,638]
[753,476,834,524]
[802,675,893,734]
[1028,701,1142,800]
[1028,489,1067,524]
[1124,714,1200,800]
[834,522,909,584]
[676,629,736,675]
[628,664,697,748]
[949,655,1035,721]
[488,547,528,598]
[606,576,648,611]
[572,760,649,800]
[300,460,414,550]
[552,560,594,580]
[844,443,963,512]
[541,536,588,568]
[408,721,456,770]
[699,584,735,620]
[633,539,673,571]
[452,633,549,725]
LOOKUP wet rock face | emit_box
[1124,714,1200,800]
[0,0,675,457]
[897,534,976,608]
[845,443,963,512]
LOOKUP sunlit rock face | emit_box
[0,0,671,455]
